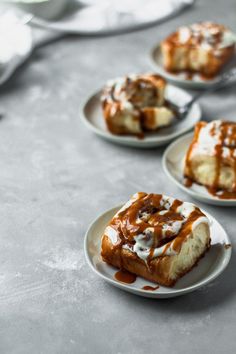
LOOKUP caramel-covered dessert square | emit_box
[101,74,174,136]
[184,120,236,198]
[161,22,235,79]
[101,192,210,287]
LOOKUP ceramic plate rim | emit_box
[80,85,201,147]
[162,132,236,206]
[149,44,223,89]
[84,204,232,298]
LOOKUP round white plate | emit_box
[150,44,235,89]
[81,85,201,148]
[30,0,194,36]
[163,133,236,206]
[84,205,232,298]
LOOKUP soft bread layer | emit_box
[142,107,174,130]
[167,223,210,282]
[107,111,141,135]
[106,106,174,135]
[161,43,234,77]
[101,223,210,287]
[162,44,209,71]
[185,154,236,190]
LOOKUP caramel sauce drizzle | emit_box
[109,193,205,269]
[185,121,236,199]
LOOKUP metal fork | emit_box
[166,68,236,119]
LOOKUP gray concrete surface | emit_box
[0,0,235,353]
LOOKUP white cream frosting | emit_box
[177,202,196,218]
[104,226,119,244]
[178,26,191,44]
[106,75,137,111]
[133,236,177,261]
[220,31,236,48]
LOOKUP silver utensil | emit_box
[167,68,236,119]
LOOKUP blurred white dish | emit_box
[163,133,236,206]
[29,0,194,36]
[84,205,232,299]
[81,85,201,148]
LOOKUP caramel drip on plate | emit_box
[114,270,137,284]
[142,285,159,291]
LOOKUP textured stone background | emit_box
[0,0,235,353]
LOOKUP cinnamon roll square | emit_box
[184,120,236,195]
[161,22,235,79]
[101,74,174,135]
[101,193,210,287]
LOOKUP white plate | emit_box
[84,205,232,298]
[163,133,236,206]
[80,85,201,148]
[30,0,194,36]
[150,44,235,89]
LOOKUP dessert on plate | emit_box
[161,22,236,79]
[184,120,236,198]
[101,192,210,287]
[101,73,174,136]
